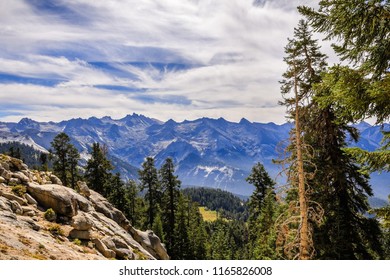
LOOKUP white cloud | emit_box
[0,0,326,124]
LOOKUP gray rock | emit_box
[1,162,10,171]
[101,236,116,250]
[1,169,12,180]
[132,229,170,260]
[13,171,30,183]
[0,197,13,213]
[24,210,36,217]
[10,200,23,215]
[93,238,116,259]
[112,236,128,249]
[115,248,134,260]
[22,206,36,217]
[73,193,93,213]
[27,183,78,217]
[49,174,62,185]
[25,193,38,205]
[9,178,21,185]
[69,229,92,240]
[21,170,31,178]
[77,181,90,198]
[27,183,93,217]
[71,212,93,231]
[0,176,5,184]
[9,157,28,171]
[20,217,40,231]
[0,190,27,206]
[89,190,129,230]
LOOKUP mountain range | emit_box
[0,114,388,199]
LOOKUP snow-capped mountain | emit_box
[0,114,388,197]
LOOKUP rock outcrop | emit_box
[0,154,169,260]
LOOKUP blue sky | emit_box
[0,0,326,123]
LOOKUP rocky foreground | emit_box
[0,154,169,260]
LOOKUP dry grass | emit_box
[199,206,218,222]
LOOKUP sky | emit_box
[0,0,330,124]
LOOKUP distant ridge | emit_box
[0,114,388,198]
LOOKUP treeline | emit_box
[46,133,253,259]
[0,142,49,170]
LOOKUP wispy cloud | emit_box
[0,0,323,123]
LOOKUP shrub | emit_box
[73,238,82,246]
[11,185,26,197]
[47,224,64,236]
[44,208,57,222]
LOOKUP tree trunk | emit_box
[294,64,310,260]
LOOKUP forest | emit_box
[1,1,389,260]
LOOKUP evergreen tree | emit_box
[124,180,143,228]
[305,80,383,259]
[371,196,390,259]
[252,189,279,260]
[159,158,181,255]
[299,0,389,172]
[68,145,80,189]
[246,162,275,248]
[85,143,113,196]
[152,212,165,244]
[39,153,48,171]
[299,1,388,259]
[208,221,232,260]
[51,133,71,186]
[299,0,389,79]
[108,173,127,212]
[187,202,208,260]
[8,146,22,160]
[279,19,327,260]
[138,157,161,229]
[172,193,190,259]
[51,132,80,188]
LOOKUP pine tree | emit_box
[39,153,48,171]
[304,80,383,259]
[299,0,389,79]
[172,193,190,259]
[108,173,127,212]
[298,1,387,258]
[138,157,161,229]
[246,163,275,243]
[124,180,143,228]
[299,0,389,172]
[249,188,280,260]
[51,133,71,186]
[152,213,165,244]
[159,158,181,256]
[187,201,208,259]
[85,143,113,196]
[51,132,80,188]
[208,221,232,260]
[8,146,22,160]
[68,145,80,189]
[279,19,327,260]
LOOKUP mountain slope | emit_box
[0,115,388,198]
[0,154,168,260]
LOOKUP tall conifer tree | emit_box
[159,158,181,256]
[280,19,327,260]
[85,143,113,196]
[51,132,80,188]
[246,162,276,259]
[138,157,161,229]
